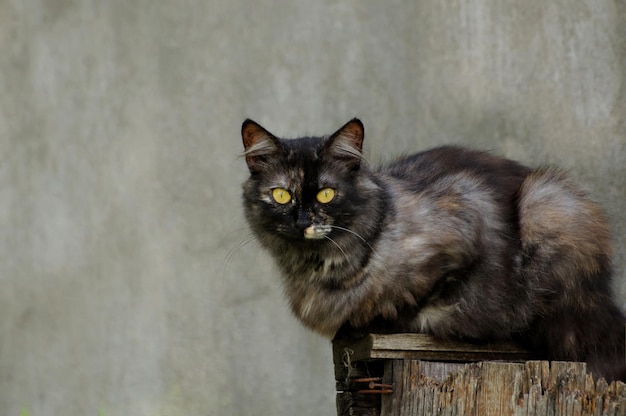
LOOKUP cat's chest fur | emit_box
[281,173,513,338]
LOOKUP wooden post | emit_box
[333,334,626,416]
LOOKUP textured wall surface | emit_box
[1,1,624,415]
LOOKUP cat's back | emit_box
[379,145,531,203]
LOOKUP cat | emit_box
[240,118,626,381]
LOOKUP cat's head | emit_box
[240,119,379,247]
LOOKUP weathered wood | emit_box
[333,334,626,416]
[377,360,626,416]
[335,356,386,416]
[333,333,536,367]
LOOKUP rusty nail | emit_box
[369,382,393,390]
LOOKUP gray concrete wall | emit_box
[1,1,624,415]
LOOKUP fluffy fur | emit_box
[240,118,626,381]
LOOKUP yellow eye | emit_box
[316,188,335,204]
[271,188,292,204]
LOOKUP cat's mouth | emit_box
[303,224,331,240]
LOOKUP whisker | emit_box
[223,236,258,271]
[330,225,378,254]
[324,235,353,268]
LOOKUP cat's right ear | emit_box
[241,119,281,173]
[326,118,364,169]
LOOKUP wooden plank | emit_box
[334,333,536,365]
[380,360,395,416]
[476,362,524,416]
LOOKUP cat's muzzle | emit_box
[303,224,331,239]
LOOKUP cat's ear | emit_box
[241,119,282,173]
[326,118,364,169]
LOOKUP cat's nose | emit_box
[295,210,311,231]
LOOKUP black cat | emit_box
[240,118,625,381]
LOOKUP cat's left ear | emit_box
[326,118,364,169]
[241,119,282,173]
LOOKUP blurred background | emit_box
[1,1,624,415]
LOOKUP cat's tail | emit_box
[517,168,626,381]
